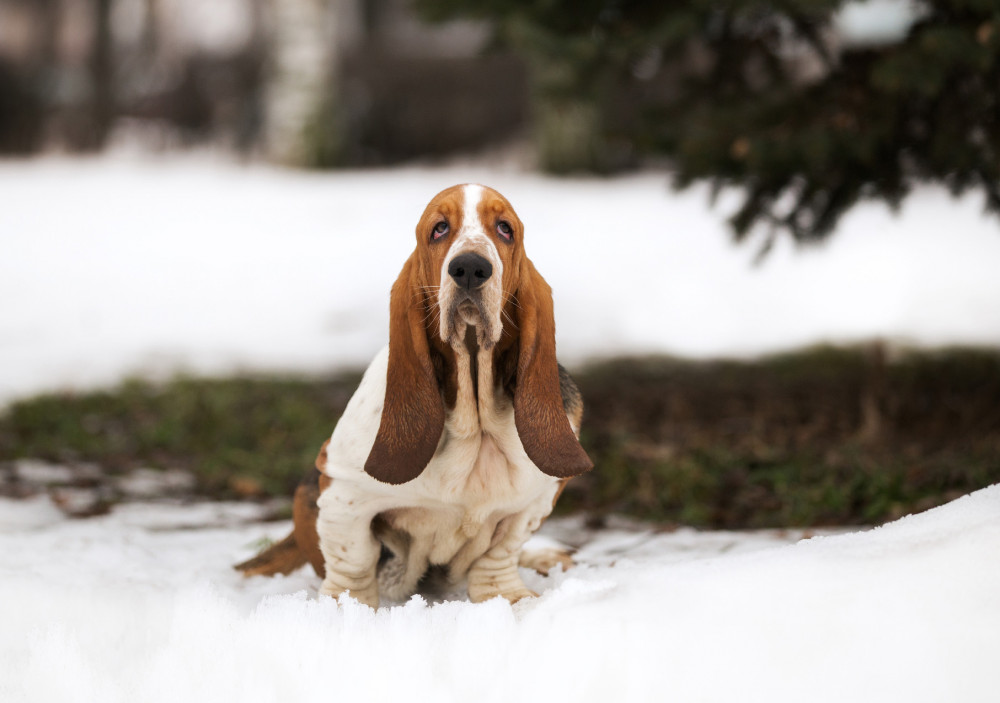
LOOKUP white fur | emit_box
[316,345,564,608]
[461,183,484,234]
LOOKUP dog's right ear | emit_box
[364,255,445,485]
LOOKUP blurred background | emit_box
[1,0,998,528]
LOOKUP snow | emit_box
[835,0,920,47]
[1,486,998,702]
[2,156,998,699]
[2,155,1000,407]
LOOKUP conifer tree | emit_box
[417,0,1000,244]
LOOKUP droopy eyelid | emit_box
[432,220,450,240]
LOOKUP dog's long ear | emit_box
[514,258,593,478]
[364,255,445,484]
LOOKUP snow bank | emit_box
[2,156,1000,405]
[1,486,998,703]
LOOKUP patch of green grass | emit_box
[0,374,360,498]
[563,345,1000,527]
[1,345,998,527]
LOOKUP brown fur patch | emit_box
[316,439,332,493]
[293,471,326,578]
[233,532,306,577]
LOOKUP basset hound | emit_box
[236,184,593,607]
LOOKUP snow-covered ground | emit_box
[2,157,999,701]
[2,156,1000,405]
[1,486,998,703]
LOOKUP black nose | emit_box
[448,253,493,290]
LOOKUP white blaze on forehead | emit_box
[460,184,485,236]
[447,183,500,264]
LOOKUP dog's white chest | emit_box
[393,419,558,568]
[319,346,560,584]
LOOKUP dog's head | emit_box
[364,184,592,485]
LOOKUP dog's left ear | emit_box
[513,258,593,478]
[365,255,445,484]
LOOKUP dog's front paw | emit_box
[501,587,539,605]
[320,577,380,609]
[467,582,538,604]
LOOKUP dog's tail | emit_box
[234,532,308,577]
[234,457,329,578]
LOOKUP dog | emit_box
[236,184,592,607]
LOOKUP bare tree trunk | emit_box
[263,0,340,166]
[140,0,161,59]
[37,0,59,67]
[25,0,59,151]
[87,0,115,150]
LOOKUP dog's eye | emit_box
[497,220,513,240]
[432,221,449,240]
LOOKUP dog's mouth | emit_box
[456,298,483,326]
[442,292,495,349]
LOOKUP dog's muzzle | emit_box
[440,250,502,349]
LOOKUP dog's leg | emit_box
[467,548,537,604]
[467,514,540,604]
[316,486,384,609]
